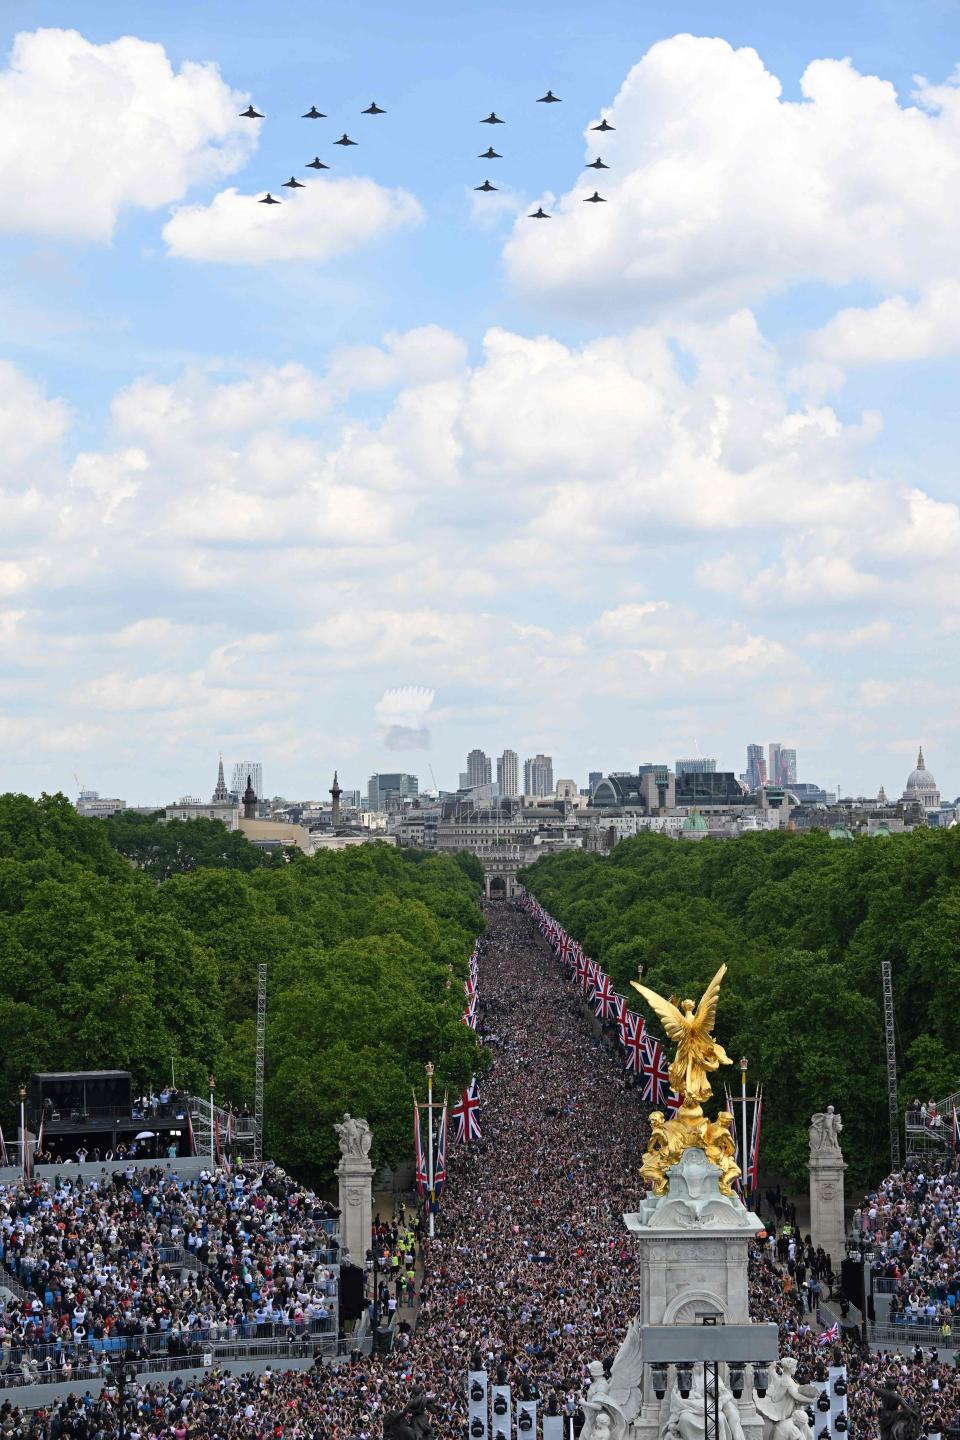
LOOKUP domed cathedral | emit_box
[902,746,940,811]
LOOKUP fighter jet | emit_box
[586,158,609,170]
[479,146,502,159]
[592,118,615,132]
[258,193,281,204]
[306,157,330,170]
[240,105,264,119]
[362,101,386,114]
[528,206,551,219]
[583,191,606,203]
[537,89,561,103]
[302,106,326,119]
[475,179,498,192]
[334,133,358,146]
[282,176,305,189]
[481,112,505,124]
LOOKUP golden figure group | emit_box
[631,963,742,1197]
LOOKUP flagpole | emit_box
[426,1061,435,1239]
[739,1057,749,1198]
[209,1075,216,1164]
[18,1085,26,1179]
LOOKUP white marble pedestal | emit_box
[619,1149,768,1440]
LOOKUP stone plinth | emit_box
[808,1109,846,1271]
[619,1148,767,1440]
[334,1114,374,1267]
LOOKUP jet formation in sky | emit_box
[246,92,612,213]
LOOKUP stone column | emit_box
[808,1107,847,1272]
[334,1114,374,1267]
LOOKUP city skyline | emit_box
[1,2,959,803]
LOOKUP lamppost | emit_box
[116,1360,137,1440]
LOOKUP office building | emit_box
[76,791,126,820]
[745,744,767,791]
[524,753,554,798]
[231,762,263,800]
[497,749,520,798]
[466,749,492,788]
[767,745,797,787]
[367,772,419,811]
[588,771,603,797]
[675,758,717,775]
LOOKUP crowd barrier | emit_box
[869,1321,958,1351]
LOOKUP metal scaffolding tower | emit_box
[254,963,267,1162]
[881,960,900,1171]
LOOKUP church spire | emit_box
[917,746,925,770]
[212,754,229,804]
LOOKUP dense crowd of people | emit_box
[0,901,955,1438]
[0,1164,340,1373]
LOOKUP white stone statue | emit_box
[335,1113,372,1160]
[808,1107,842,1153]
[662,1369,746,1440]
[581,1323,643,1440]
[755,1359,819,1440]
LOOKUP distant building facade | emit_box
[497,749,520,799]
[367,772,419,811]
[524,753,554,797]
[231,762,263,800]
[76,791,126,820]
[744,744,767,791]
[675,758,717,776]
[466,749,492,788]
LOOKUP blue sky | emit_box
[2,0,960,804]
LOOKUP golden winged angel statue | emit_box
[631,963,732,1112]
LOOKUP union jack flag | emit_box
[723,1087,744,1197]
[593,972,617,1021]
[558,934,570,963]
[817,1323,839,1346]
[622,1011,646,1073]
[747,1087,763,1191]
[665,1091,683,1117]
[452,1076,482,1143]
[414,1097,427,1198]
[433,1099,448,1203]
[641,1036,671,1107]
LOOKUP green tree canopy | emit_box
[522,827,960,1190]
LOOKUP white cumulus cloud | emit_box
[504,36,960,314]
[163,177,423,264]
[0,28,255,241]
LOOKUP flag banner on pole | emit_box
[623,1012,646,1073]
[225,1111,234,1173]
[452,1076,482,1144]
[214,1116,221,1165]
[641,1036,671,1107]
[953,1105,959,1151]
[433,1098,448,1203]
[593,972,616,1020]
[0,1124,8,1168]
[724,1088,744,1197]
[413,1095,427,1198]
[748,1087,763,1191]
[186,1109,197,1157]
[665,1091,683,1117]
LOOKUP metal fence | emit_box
[869,1322,959,1351]
[0,1318,339,1390]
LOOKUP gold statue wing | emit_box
[692,964,728,1036]
[630,982,686,1044]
